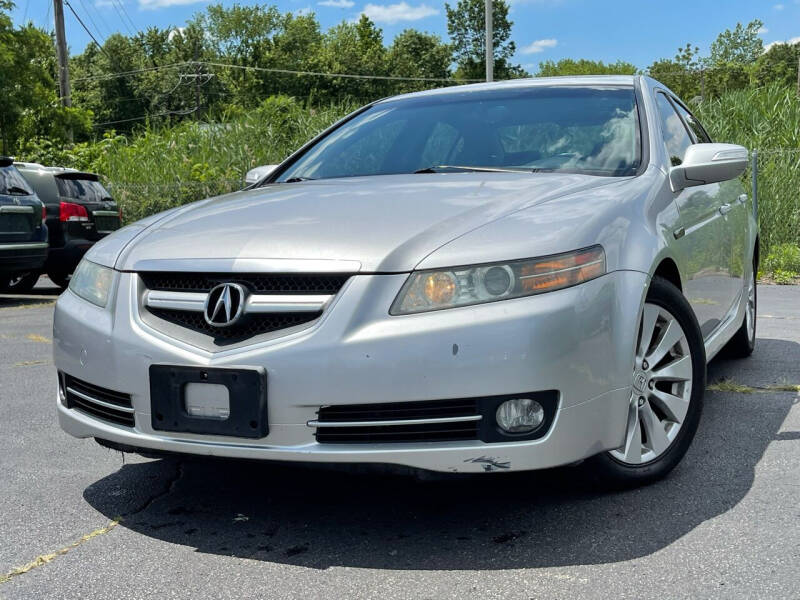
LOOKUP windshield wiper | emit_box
[414,165,535,174]
[3,185,31,196]
[284,176,315,183]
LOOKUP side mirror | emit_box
[669,143,748,192]
[244,164,278,186]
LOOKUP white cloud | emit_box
[757,26,769,35]
[764,36,800,51]
[318,0,354,6]
[773,3,785,9]
[521,38,558,54]
[361,2,438,24]
[295,5,312,15]
[138,0,208,9]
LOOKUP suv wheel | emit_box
[586,276,706,487]
[0,271,40,294]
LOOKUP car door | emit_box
[670,98,747,310]
[655,91,732,338]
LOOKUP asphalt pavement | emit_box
[1,279,798,599]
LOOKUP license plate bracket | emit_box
[150,365,267,438]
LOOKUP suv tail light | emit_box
[60,201,89,222]
[41,203,47,224]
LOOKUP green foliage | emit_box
[536,59,638,77]
[708,20,764,66]
[695,84,800,255]
[445,0,525,80]
[19,97,354,223]
[762,244,800,282]
[752,42,800,89]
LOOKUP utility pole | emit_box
[485,0,493,82]
[53,0,73,141]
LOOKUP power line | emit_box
[76,0,109,42]
[72,62,193,83]
[201,61,480,83]
[111,0,138,38]
[63,0,111,58]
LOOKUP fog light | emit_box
[496,398,544,433]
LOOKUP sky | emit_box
[11,0,800,71]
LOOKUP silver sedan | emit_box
[53,76,757,486]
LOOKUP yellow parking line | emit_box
[0,519,120,585]
[25,334,50,343]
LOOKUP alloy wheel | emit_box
[609,303,694,465]
[746,271,756,342]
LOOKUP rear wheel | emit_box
[586,277,706,487]
[0,271,40,294]
[722,267,756,358]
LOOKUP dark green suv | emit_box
[12,162,121,290]
[0,157,48,292]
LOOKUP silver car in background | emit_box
[53,76,757,486]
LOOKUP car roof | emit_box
[379,75,641,104]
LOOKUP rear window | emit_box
[55,178,112,202]
[0,165,34,196]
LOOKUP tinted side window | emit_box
[655,92,693,166]
[0,165,34,196]
[671,100,712,143]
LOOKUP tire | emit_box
[47,271,70,290]
[585,276,706,488]
[0,271,40,294]
[722,265,757,358]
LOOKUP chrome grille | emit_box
[138,271,353,346]
[63,374,135,427]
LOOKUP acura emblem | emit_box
[204,283,246,327]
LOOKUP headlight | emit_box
[68,259,115,308]
[390,246,605,315]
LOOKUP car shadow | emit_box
[83,337,798,570]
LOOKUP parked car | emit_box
[13,163,121,289]
[53,76,757,486]
[0,157,48,292]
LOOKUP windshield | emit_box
[0,165,34,196]
[55,177,112,202]
[276,86,641,182]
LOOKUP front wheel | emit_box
[585,276,706,487]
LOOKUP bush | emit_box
[762,243,800,283]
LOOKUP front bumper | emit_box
[53,269,648,473]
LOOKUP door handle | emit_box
[719,203,733,215]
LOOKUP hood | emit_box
[117,172,628,273]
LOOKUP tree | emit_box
[0,3,92,152]
[752,41,800,89]
[387,29,451,93]
[647,43,702,100]
[445,0,523,80]
[708,20,764,66]
[536,58,637,77]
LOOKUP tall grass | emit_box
[695,84,800,254]
[95,97,354,222]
